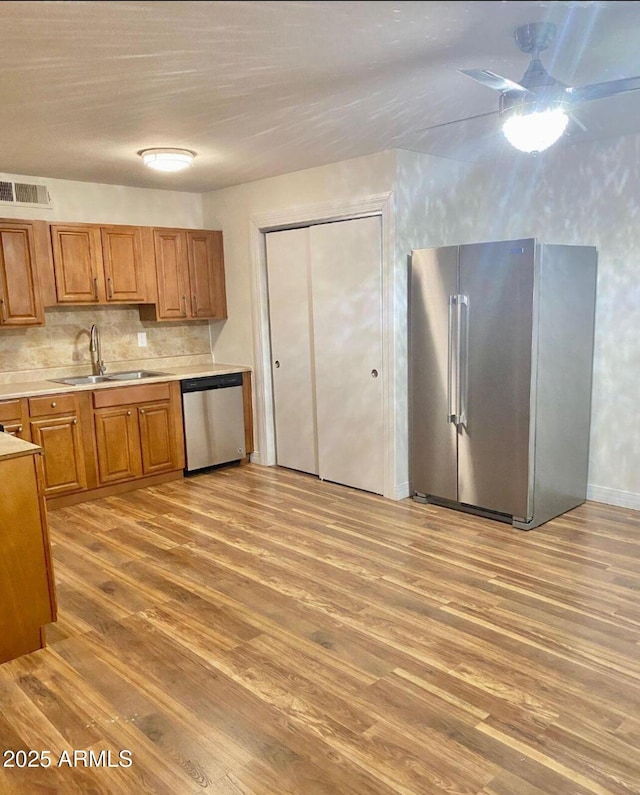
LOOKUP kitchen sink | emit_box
[105,370,169,380]
[50,375,113,386]
[50,371,168,386]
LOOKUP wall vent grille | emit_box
[0,177,52,209]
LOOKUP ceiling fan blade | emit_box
[459,68,533,95]
[567,75,640,103]
[568,112,587,133]
[413,109,500,135]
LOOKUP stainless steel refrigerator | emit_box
[409,238,597,529]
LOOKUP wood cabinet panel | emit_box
[1,398,31,441]
[187,230,227,319]
[0,222,43,326]
[0,452,56,663]
[0,399,23,423]
[140,227,227,322]
[29,393,77,418]
[30,415,87,496]
[101,226,147,302]
[92,382,171,409]
[91,380,183,488]
[153,229,188,318]
[94,407,142,483]
[50,224,104,303]
[138,402,176,474]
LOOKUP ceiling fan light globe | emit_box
[502,108,569,153]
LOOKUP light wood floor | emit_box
[1,464,639,794]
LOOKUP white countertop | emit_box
[0,362,251,401]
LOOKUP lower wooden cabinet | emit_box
[0,398,30,440]
[93,381,183,487]
[28,394,88,497]
[0,446,57,663]
[94,406,141,483]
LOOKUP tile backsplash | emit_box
[0,306,213,383]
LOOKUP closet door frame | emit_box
[249,191,404,500]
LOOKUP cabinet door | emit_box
[101,226,147,302]
[0,453,56,663]
[50,224,104,303]
[30,415,87,496]
[94,407,142,484]
[138,402,177,474]
[153,229,189,319]
[0,399,30,440]
[0,223,43,326]
[186,230,227,319]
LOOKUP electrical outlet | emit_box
[137,332,147,347]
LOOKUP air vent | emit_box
[0,177,52,209]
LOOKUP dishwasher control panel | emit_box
[181,372,243,393]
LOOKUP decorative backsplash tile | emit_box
[0,306,212,383]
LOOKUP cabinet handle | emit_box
[274,360,280,368]
[371,369,379,378]
[17,425,22,433]
[127,410,132,416]
[93,277,99,299]
[193,295,198,314]
[107,277,114,299]
[139,409,145,414]
[51,401,57,408]
[0,298,5,322]
[182,295,187,316]
[72,419,78,425]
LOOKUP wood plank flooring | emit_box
[1,464,639,794]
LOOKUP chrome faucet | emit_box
[89,323,106,375]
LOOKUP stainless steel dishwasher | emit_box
[181,373,246,473]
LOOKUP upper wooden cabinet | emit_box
[0,220,44,326]
[140,228,227,321]
[49,223,150,304]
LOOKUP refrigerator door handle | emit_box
[447,295,457,422]
[457,294,469,427]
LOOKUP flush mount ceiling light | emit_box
[138,148,196,172]
[502,107,569,153]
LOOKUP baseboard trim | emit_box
[587,484,640,510]
[392,481,411,501]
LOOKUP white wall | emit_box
[0,171,203,226]
[202,151,397,367]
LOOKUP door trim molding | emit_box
[248,191,398,498]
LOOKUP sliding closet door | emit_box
[310,216,384,494]
[265,229,318,475]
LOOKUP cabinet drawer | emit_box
[29,394,77,417]
[93,382,171,409]
[0,400,22,422]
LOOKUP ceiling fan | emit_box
[433,22,640,153]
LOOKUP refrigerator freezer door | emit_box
[457,239,535,517]
[410,246,459,501]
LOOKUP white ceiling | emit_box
[1,0,640,192]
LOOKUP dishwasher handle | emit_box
[181,373,243,393]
